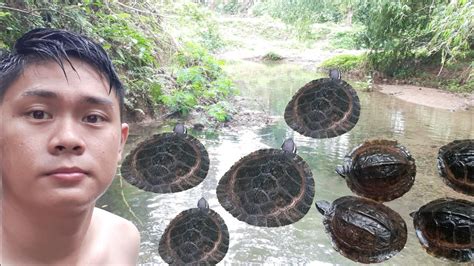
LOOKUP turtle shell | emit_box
[284,78,360,138]
[316,196,407,263]
[159,202,229,264]
[411,198,473,262]
[336,139,416,201]
[120,132,209,193]
[437,139,473,196]
[216,149,315,227]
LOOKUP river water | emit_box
[97,60,473,265]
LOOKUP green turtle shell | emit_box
[316,196,407,263]
[284,78,360,139]
[217,149,315,227]
[336,139,416,201]
[120,132,209,193]
[159,203,229,264]
[437,139,473,196]
[411,198,473,262]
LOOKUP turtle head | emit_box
[197,197,209,211]
[335,165,347,178]
[173,123,187,134]
[315,200,331,216]
[281,138,297,153]
[329,69,341,80]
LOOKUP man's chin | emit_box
[37,187,102,212]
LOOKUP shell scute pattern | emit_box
[411,198,473,262]
[336,139,416,201]
[217,148,315,227]
[316,196,407,263]
[159,201,229,265]
[437,139,474,196]
[284,78,360,138]
[120,131,209,193]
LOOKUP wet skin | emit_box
[0,58,129,213]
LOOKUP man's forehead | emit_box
[0,59,119,110]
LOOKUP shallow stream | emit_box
[98,60,473,265]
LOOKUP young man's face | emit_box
[0,59,128,210]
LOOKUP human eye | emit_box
[83,114,107,124]
[27,110,52,120]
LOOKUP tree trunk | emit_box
[346,6,353,25]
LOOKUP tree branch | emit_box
[0,5,40,17]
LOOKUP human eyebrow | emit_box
[21,89,58,99]
[80,96,114,107]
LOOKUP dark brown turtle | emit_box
[410,198,473,262]
[159,198,230,265]
[284,71,360,139]
[120,124,209,193]
[336,139,416,202]
[437,139,473,196]
[315,196,407,264]
[216,138,314,227]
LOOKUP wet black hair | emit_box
[0,28,124,119]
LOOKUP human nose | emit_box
[48,118,85,156]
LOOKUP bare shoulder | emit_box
[88,207,141,265]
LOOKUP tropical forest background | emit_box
[0,0,472,124]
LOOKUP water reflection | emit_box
[98,60,473,265]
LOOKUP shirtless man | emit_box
[0,28,140,265]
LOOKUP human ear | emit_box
[118,123,129,162]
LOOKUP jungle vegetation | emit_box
[208,0,474,92]
[1,0,472,122]
[0,0,236,122]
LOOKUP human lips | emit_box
[46,167,88,182]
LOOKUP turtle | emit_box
[315,196,407,264]
[120,124,210,193]
[410,198,473,262]
[284,72,360,139]
[159,198,230,265]
[437,139,473,196]
[336,139,416,202]
[216,138,315,227]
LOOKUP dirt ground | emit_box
[217,15,473,112]
[377,84,474,111]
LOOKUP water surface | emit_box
[98,60,473,265]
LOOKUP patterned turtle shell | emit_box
[159,198,229,265]
[437,139,473,196]
[120,124,209,193]
[284,72,360,139]
[336,139,416,201]
[216,139,315,227]
[315,196,407,263]
[411,198,473,262]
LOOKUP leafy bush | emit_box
[206,101,234,122]
[328,29,365,50]
[360,0,473,77]
[320,54,366,71]
[262,52,284,61]
[174,2,225,52]
[158,42,236,119]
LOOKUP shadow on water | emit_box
[97,60,473,265]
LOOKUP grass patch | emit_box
[320,54,366,72]
[262,52,284,61]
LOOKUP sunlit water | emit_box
[98,60,473,265]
